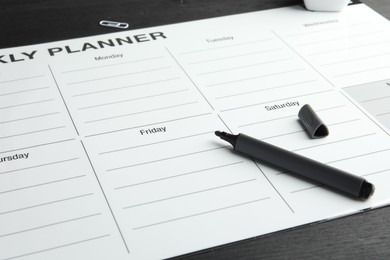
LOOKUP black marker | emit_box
[215,131,374,199]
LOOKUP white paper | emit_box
[1,3,390,259]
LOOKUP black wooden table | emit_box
[1,0,390,259]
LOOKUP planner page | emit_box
[1,2,389,259]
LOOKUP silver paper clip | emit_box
[99,20,129,29]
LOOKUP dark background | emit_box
[1,0,390,259]
[1,0,389,49]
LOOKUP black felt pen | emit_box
[215,131,374,199]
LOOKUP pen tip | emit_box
[214,131,237,147]
[215,131,223,137]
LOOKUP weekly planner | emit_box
[1,2,390,259]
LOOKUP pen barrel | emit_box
[235,134,370,199]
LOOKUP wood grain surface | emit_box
[1,0,389,259]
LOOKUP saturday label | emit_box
[265,101,300,111]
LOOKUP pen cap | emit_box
[298,104,329,138]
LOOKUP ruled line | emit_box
[363,168,390,177]
[78,89,189,110]
[0,112,60,125]
[84,101,198,124]
[326,118,361,126]
[0,157,79,175]
[0,213,101,238]
[320,51,390,67]
[72,77,180,97]
[276,148,390,176]
[62,56,164,73]
[342,79,390,90]
[179,39,272,55]
[124,179,256,209]
[0,126,66,140]
[0,138,75,155]
[84,112,212,138]
[292,133,376,152]
[206,68,305,87]
[323,149,390,167]
[0,99,55,110]
[348,40,390,50]
[100,131,213,155]
[261,130,304,140]
[377,111,390,117]
[309,40,390,56]
[220,89,333,112]
[114,161,244,189]
[187,49,282,65]
[67,66,172,85]
[238,114,297,128]
[0,86,49,96]
[239,114,296,128]
[290,185,322,194]
[133,197,270,230]
[0,193,94,216]
[333,65,390,78]
[362,95,390,103]
[196,58,293,76]
[0,175,87,195]
[0,75,46,84]
[215,79,317,100]
[2,234,110,260]
[295,30,384,47]
[260,119,362,141]
[107,146,229,172]
[290,168,390,194]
